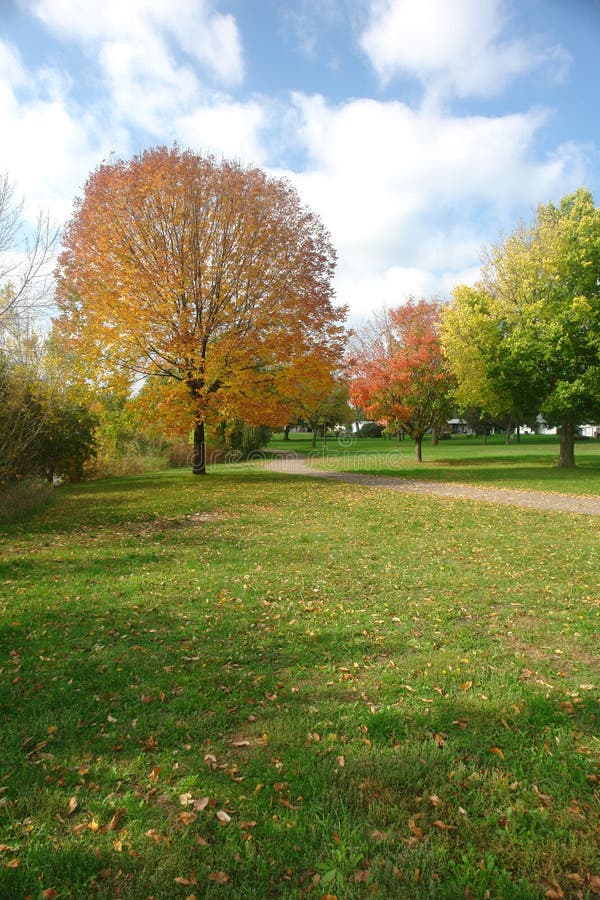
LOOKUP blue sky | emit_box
[2,0,599,319]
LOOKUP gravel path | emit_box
[266,455,600,516]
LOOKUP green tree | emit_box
[442,188,600,467]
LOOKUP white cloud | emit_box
[176,100,268,165]
[283,93,586,315]
[21,0,245,138]
[361,0,569,98]
[0,39,111,225]
[24,0,244,85]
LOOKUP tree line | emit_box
[1,147,599,492]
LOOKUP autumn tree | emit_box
[349,299,455,461]
[55,147,346,474]
[442,188,600,467]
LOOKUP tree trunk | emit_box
[311,425,317,448]
[323,425,328,447]
[482,425,488,446]
[505,416,512,445]
[414,435,423,462]
[192,419,206,475]
[515,425,521,443]
[431,424,439,446]
[558,421,576,468]
[283,425,290,441]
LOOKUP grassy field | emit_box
[268,433,600,496]
[0,464,598,898]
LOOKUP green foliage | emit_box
[358,421,385,437]
[214,418,271,459]
[90,392,174,477]
[0,354,98,483]
[443,188,600,466]
[31,398,98,482]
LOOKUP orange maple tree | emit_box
[348,299,455,461]
[55,147,346,473]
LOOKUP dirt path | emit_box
[265,455,600,516]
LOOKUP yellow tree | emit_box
[55,147,346,474]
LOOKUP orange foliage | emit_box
[348,299,454,459]
[55,146,346,471]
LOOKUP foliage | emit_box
[55,146,346,475]
[0,466,597,897]
[358,421,385,438]
[442,188,600,467]
[28,394,98,482]
[0,338,98,484]
[213,419,271,459]
[349,299,456,461]
[88,391,174,477]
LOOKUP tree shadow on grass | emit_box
[0,604,598,898]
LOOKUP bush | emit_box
[214,420,271,458]
[358,422,385,438]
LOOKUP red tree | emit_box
[349,299,455,461]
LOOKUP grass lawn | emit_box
[0,466,598,898]
[268,433,600,496]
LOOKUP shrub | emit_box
[358,422,385,438]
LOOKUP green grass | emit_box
[269,432,600,495]
[0,466,598,898]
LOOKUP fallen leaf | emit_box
[370,830,388,841]
[149,767,161,782]
[5,858,20,868]
[354,869,370,882]
[433,820,456,830]
[589,875,600,895]
[489,747,504,759]
[67,796,78,816]
[178,812,198,826]
[216,810,231,825]
[208,871,229,884]
[429,794,442,807]
[109,808,126,831]
[193,797,210,811]
[408,817,424,841]
[179,792,194,806]
[41,890,58,900]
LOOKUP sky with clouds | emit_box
[2,0,599,319]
